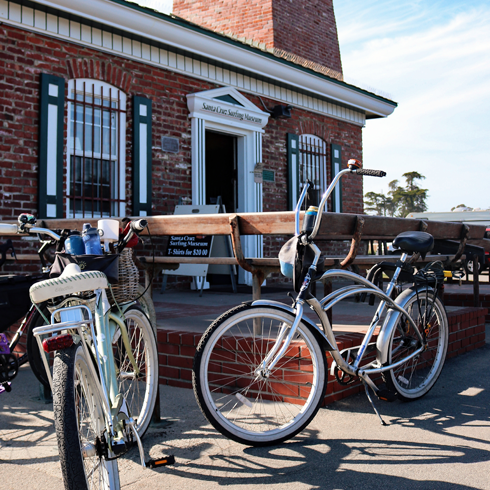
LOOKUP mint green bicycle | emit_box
[1,218,169,489]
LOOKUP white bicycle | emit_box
[193,160,449,446]
[0,217,169,489]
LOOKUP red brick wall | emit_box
[156,306,487,404]
[0,23,360,286]
[0,27,359,211]
[445,291,490,323]
[173,0,343,73]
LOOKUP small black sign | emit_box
[165,235,212,257]
[161,136,179,153]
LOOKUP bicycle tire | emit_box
[53,343,120,490]
[383,290,448,401]
[113,305,159,437]
[193,303,327,446]
[26,304,50,388]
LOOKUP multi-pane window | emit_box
[299,134,327,206]
[66,79,127,218]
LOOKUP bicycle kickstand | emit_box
[126,418,175,469]
[361,380,388,426]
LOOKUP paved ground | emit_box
[1,308,490,489]
[2,283,490,489]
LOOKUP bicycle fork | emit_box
[255,303,305,378]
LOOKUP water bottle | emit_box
[82,223,103,255]
[64,231,85,255]
[302,206,318,234]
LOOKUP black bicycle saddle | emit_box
[392,231,434,255]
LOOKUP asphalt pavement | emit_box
[1,322,490,489]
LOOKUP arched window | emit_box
[299,134,327,206]
[287,133,327,210]
[66,79,127,218]
[39,74,152,219]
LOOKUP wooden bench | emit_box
[31,212,490,304]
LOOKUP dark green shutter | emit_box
[39,74,65,218]
[331,143,342,213]
[287,133,300,210]
[132,96,152,216]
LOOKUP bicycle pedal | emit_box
[146,455,175,468]
[376,389,397,402]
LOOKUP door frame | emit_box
[187,88,269,285]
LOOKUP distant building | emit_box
[0,0,396,283]
[407,211,490,227]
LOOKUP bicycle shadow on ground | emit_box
[332,343,490,449]
[130,344,490,489]
[0,367,59,467]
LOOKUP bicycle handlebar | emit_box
[0,222,61,240]
[117,218,148,253]
[0,223,19,235]
[355,168,386,177]
[131,219,148,233]
[295,163,386,242]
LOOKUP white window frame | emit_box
[66,79,127,218]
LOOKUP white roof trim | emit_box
[31,0,396,118]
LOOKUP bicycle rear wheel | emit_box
[383,290,448,400]
[112,305,159,437]
[53,343,120,490]
[193,304,327,446]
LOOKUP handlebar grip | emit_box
[356,169,386,177]
[0,223,18,235]
[131,219,148,233]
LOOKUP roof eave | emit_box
[33,0,397,118]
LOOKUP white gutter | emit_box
[32,0,396,118]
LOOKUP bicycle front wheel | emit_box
[113,305,159,437]
[53,343,120,490]
[193,304,327,446]
[383,290,448,401]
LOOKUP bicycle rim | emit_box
[54,344,119,489]
[194,305,326,446]
[113,306,158,437]
[384,293,448,400]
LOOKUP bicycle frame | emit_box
[256,167,432,392]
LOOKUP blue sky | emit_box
[334,0,490,212]
[134,0,489,212]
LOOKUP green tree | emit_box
[364,191,396,216]
[364,172,428,217]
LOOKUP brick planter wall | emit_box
[445,291,490,323]
[157,306,487,405]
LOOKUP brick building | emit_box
[0,0,396,284]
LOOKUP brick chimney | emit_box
[172,0,343,75]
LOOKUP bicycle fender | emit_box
[376,286,434,365]
[251,299,335,352]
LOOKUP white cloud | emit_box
[335,2,490,212]
[128,0,172,14]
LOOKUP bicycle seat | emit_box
[29,264,108,304]
[392,231,434,255]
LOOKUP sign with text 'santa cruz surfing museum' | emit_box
[187,88,269,132]
[201,102,264,124]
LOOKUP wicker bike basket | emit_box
[110,249,139,305]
